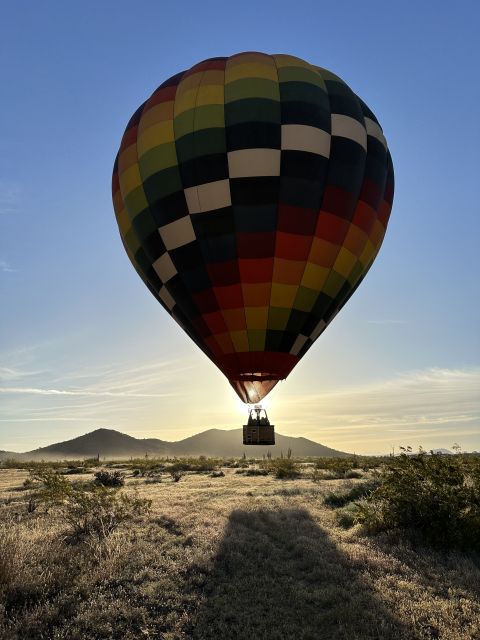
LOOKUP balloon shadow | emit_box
[190,508,413,640]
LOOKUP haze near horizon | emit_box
[1,1,479,454]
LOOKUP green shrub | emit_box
[324,480,379,508]
[169,468,183,482]
[30,467,72,508]
[61,466,89,475]
[94,470,125,487]
[336,503,362,528]
[272,459,300,480]
[63,487,151,542]
[356,453,480,550]
[246,468,268,476]
[236,468,268,476]
[345,470,363,479]
[314,458,354,478]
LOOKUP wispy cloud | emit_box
[0,260,15,273]
[275,367,480,450]
[0,386,175,398]
[0,353,193,449]
[367,319,407,325]
[0,366,48,381]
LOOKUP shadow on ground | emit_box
[190,508,414,640]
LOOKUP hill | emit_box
[5,427,349,459]
[0,450,18,460]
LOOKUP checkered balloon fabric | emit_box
[112,53,394,403]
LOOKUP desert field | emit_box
[0,462,479,640]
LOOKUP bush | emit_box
[169,468,183,482]
[336,503,361,529]
[93,470,125,487]
[356,453,480,550]
[235,468,268,476]
[314,458,354,478]
[144,475,162,484]
[63,487,151,542]
[29,467,72,509]
[345,470,363,479]
[61,467,88,475]
[246,468,269,476]
[311,468,324,482]
[272,459,300,480]
[324,480,379,508]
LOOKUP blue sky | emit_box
[1,0,479,454]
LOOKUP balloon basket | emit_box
[243,406,275,445]
[243,423,275,445]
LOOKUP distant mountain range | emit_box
[0,427,349,460]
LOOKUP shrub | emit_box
[144,475,162,484]
[311,468,324,482]
[63,487,151,542]
[29,467,72,509]
[93,470,125,487]
[169,468,183,482]
[272,459,300,480]
[336,503,361,529]
[356,453,480,550]
[324,480,380,508]
[345,470,363,479]
[61,467,88,475]
[314,458,354,478]
[246,468,268,476]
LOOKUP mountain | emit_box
[168,428,348,458]
[24,429,169,460]
[5,427,349,460]
[0,450,18,460]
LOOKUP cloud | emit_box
[275,367,480,449]
[367,319,407,325]
[0,366,48,381]
[0,386,176,398]
[0,260,15,273]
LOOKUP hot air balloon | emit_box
[112,52,394,444]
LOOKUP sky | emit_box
[0,1,479,454]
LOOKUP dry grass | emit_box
[0,466,479,639]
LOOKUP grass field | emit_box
[0,463,479,639]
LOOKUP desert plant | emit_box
[324,480,380,508]
[93,470,125,487]
[272,459,300,480]
[169,467,183,482]
[314,458,354,478]
[311,468,324,483]
[63,487,151,542]
[246,468,268,476]
[30,467,73,509]
[345,470,363,479]
[356,453,480,549]
[144,475,162,484]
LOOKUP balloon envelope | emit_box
[112,53,394,403]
